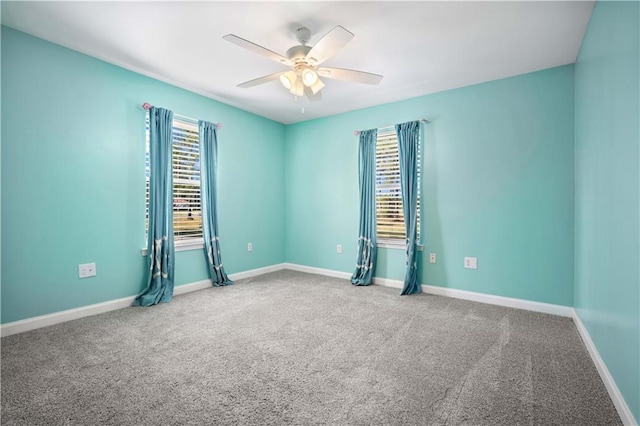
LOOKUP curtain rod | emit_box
[354,119,429,136]
[142,102,222,130]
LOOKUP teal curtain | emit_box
[134,107,175,306]
[351,129,378,286]
[396,121,421,295]
[199,121,232,286]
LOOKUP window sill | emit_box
[377,241,424,251]
[140,240,204,256]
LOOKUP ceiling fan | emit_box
[223,25,383,101]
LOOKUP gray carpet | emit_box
[1,270,621,425]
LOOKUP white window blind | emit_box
[145,115,203,244]
[375,127,421,244]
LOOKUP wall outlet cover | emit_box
[78,263,96,279]
[464,257,478,269]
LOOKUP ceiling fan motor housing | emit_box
[286,45,312,62]
[287,26,318,66]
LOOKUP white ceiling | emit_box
[2,1,594,124]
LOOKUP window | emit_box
[145,115,202,246]
[375,126,421,246]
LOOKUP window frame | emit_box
[374,126,422,250]
[145,114,204,251]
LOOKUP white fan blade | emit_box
[223,34,294,66]
[317,67,383,85]
[305,26,354,66]
[305,86,323,102]
[237,72,284,88]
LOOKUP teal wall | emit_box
[285,66,575,306]
[1,27,285,323]
[574,1,639,421]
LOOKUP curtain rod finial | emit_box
[217,123,222,130]
[142,102,151,111]
[354,130,360,136]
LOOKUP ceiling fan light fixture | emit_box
[290,80,304,97]
[279,71,296,90]
[310,78,325,95]
[301,68,318,86]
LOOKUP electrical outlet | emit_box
[247,243,253,252]
[464,257,477,269]
[429,253,436,264]
[337,244,342,254]
[78,263,96,279]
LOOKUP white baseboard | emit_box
[282,263,352,280]
[281,263,572,317]
[0,263,573,337]
[421,284,573,317]
[229,263,286,281]
[373,276,404,288]
[173,279,211,296]
[572,309,637,426]
[0,263,288,338]
[0,295,137,338]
